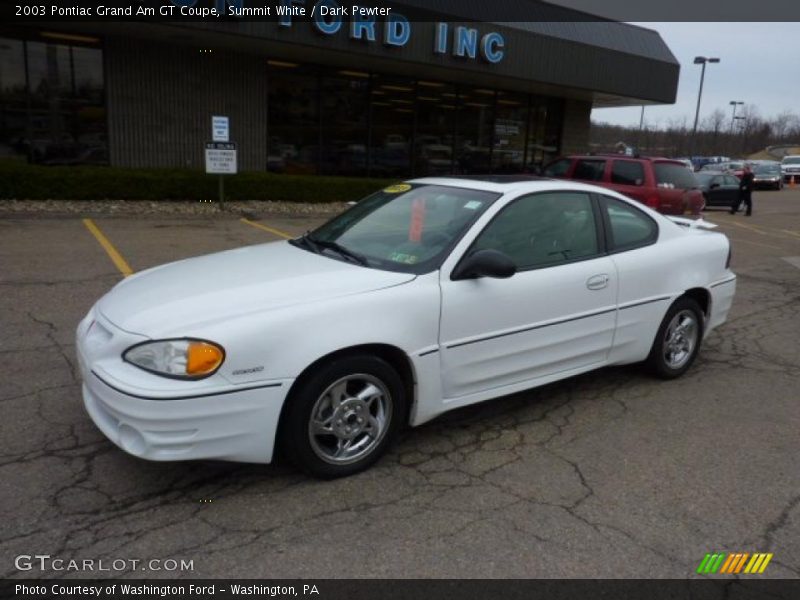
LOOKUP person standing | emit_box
[731,165,755,215]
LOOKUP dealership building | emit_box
[1,1,680,178]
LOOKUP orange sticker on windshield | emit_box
[409,198,426,242]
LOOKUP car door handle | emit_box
[586,274,610,290]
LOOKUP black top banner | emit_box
[2,0,800,23]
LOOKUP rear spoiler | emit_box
[667,216,718,230]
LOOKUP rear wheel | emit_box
[646,297,704,379]
[280,355,406,479]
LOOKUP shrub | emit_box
[0,161,395,203]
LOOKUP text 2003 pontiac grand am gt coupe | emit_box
[77,177,736,478]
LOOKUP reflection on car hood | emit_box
[98,241,415,335]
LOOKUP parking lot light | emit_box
[690,56,721,157]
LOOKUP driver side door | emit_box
[438,191,618,400]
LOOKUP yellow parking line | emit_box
[82,218,134,277]
[724,220,770,236]
[240,218,293,239]
[723,220,800,242]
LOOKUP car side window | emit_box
[724,175,739,186]
[543,158,571,178]
[611,160,645,186]
[573,159,606,181]
[471,192,600,270]
[602,196,658,251]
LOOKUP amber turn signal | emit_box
[186,342,225,376]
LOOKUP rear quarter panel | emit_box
[607,225,733,365]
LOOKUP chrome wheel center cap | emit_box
[332,399,367,440]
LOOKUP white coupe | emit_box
[76,177,736,478]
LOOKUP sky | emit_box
[590,22,799,128]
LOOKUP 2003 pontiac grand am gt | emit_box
[76,177,736,478]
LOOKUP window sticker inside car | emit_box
[464,200,483,210]
[384,183,412,194]
[409,198,426,242]
[388,252,418,264]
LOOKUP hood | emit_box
[98,241,415,335]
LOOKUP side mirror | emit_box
[710,183,720,189]
[451,249,517,281]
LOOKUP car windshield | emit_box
[654,162,698,189]
[784,157,800,165]
[297,184,500,274]
[754,165,780,174]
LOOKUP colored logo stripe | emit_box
[697,553,773,574]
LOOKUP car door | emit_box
[706,175,728,206]
[609,159,648,204]
[438,191,618,399]
[722,175,741,204]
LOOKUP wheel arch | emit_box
[682,287,712,324]
[276,343,417,446]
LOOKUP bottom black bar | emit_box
[3,579,800,600]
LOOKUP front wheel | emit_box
[646,297,704,379]
[280,355,406,479]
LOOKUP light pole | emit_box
[729,101,744,135]
[690,56,720,158]
[637,105,646,151]
[733,116,746,155]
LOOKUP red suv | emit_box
[543,155,704,215]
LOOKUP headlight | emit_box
[123,339,225,379]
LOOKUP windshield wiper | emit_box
[295,231,322,254]
[309,236,368,266]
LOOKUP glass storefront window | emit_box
[267,64,319,174]
[415,81,456,177]
[320,72,369,176]
[0,34,106,166]
[369,74,414,178]
[526,97,564,171]
[0,37,27,162]
[492,91,527,174]
[455,88,494,175]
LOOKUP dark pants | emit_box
[732,189,752,215]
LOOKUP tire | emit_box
[279,355,406,479]
[646,297,704,379]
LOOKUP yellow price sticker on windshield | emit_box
[383,183,412,194]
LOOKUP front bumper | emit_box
[81,373,290,463]
[76,309,292,464]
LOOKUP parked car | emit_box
[77,177,736,478]
[752,163,784,190]
[695,172,741,208]
[543,154,704,215]
[781,155,800,182]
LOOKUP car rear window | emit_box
[611,160,645,186]
[573,159,606,181]
[654,162,698,189]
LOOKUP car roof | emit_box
[563,154,683,163]
[407,176,618,195]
